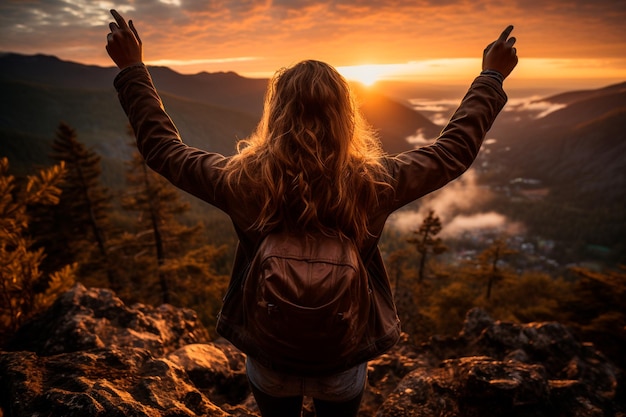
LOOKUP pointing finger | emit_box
[498,25,514,42]
[110,9,129,30]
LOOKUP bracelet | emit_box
[114,63,147,87]
[117,62,146,76]
[480,69,505,84]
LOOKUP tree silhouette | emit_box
[387,248,411,298]
[474,237,518,300]
[0,157,74,340]
[121,143,203,305]
[39,122,119,289]
[407,209,447,283]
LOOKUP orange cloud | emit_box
[0,0,624,88]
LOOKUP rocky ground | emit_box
[1,283,623,416]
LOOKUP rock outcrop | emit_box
[0,284,623,416]
[369,308,622,416]
[6,283,211,356]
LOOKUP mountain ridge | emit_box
[1,52,624,264]
[539,81,626,105]
[2,52,624,194]
[0,52,440,167]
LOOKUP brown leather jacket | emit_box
[114,64,507,370]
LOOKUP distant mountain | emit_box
[352,83,441,152]
[0,52,268,114]
[540,82,626,105]
[0,52,119,90]
[488,81,626,206]
[2,52,624,202]
[475,79,626,263]
[0,54,260,186]
[0,53,439,178]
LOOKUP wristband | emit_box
[480,69,505,84]
[114,63,147,88]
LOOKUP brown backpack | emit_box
[242,231,372,375]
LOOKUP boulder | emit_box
[167,342,249,406]
[6,283,211,356]
[0,347,229,417]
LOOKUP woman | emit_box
[106,9,517,417]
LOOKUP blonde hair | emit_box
[221,60,391,244]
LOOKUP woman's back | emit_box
[220,60,391,244]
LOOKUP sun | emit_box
[337,64,388,87]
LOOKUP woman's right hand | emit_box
[482,25,518,79]
[105,9,143,70]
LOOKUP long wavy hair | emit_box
[221,60,391,244]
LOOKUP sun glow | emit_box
[336,60,479,86]
[144,57,626,91]
[336,58,626,88]
[337,64,396,86]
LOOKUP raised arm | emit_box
[104,10,230,211]
[385,26,518,210]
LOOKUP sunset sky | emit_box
[1,0,625,90]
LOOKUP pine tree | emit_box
[387,248,411,298]
[0,157,75,340]
[34,122,118,290]
[474,237,518,300]
[407,209,447,283]
[120,144,203,305]
[160,243,231,334]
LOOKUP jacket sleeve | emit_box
[383,75,507,210]
[113,64,230,210]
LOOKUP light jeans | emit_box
[246,357,367,402]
